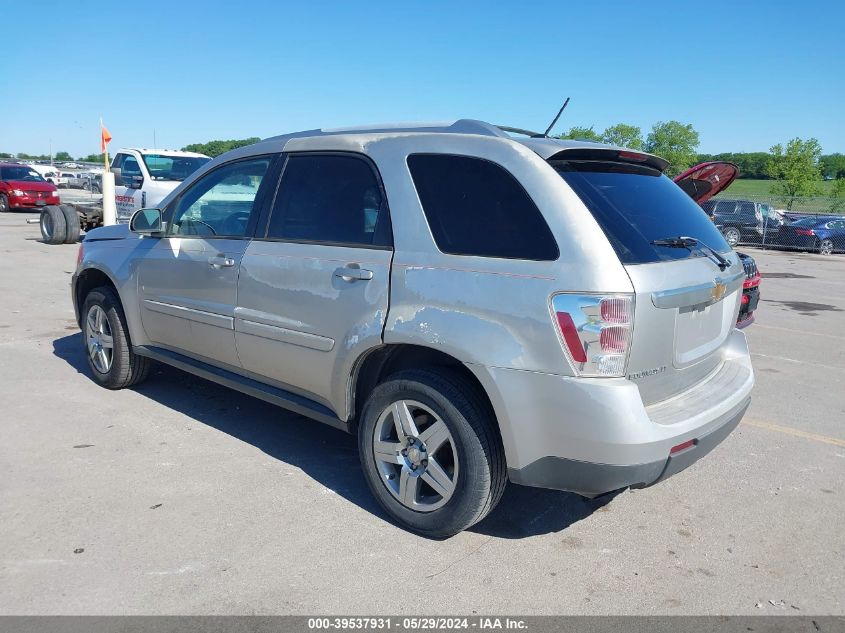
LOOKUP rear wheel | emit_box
[81,287,150,389]
[722,226,741,247]
[819,239,834,255]
[358,369,506,538]
[0,194,9,212]
[40,206,67,244]
[60,205,81,243]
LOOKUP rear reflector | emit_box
[555,311,588,363]
[670,439,696,454]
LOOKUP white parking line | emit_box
[754,323,845,341]
[751,352,845,372]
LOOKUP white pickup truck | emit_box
[110,148,211,222]
[38,147,211,244]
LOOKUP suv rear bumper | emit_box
[470,329,754,497]
[508,397,747,497]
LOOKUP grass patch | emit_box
[716,179,840,213]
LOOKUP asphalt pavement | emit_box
[0,214,842,615]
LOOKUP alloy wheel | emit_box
[372,399,459,512]
[85,305,114,373]
[724,228,740,247]
[820,239,834,255]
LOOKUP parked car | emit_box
[0,162,60,211]
[83,173,102,193]
[673,162,763,328]
[73,121,753,537]
[63,172,87,189]
[737,253,760,327]
[772,216,845,254]
[700,198,781,246]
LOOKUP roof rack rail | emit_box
[263,119,512,144]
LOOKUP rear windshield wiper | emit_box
[651,236,730,271]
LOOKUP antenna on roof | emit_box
[543,97,570,137]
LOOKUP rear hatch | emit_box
[673,161,739,204]
[550,150,745,405]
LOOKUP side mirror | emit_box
[111,167,123,186]
[127,174,144,190]
[130,208,163,235]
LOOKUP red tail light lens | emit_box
[555,312,588,363]
[599,325,630,353]
[552,294,634,377]
[795,228,814,236]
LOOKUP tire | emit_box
[92,183,101,194]
[81,286,150,389]
[819,239,834,255]
[60,204,80,243]
[722,227,741,247]
[0,193,9,212]
[358,368,506,538]
[40,206,67,244]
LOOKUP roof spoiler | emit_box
[547,147,670,173]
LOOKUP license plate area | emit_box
[674,293,735,367]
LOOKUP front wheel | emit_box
[722,227,741,247]
[358,369,506,538]
[81,287,150,389]
[819,239,834,255]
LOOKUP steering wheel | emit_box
[220,212,251,236]
[178,218,217,236]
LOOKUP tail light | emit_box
[795,228,814,236]
[76,243,84,268]
[743,272,760,289]
[551,294,634,377]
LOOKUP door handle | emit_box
[333,266,373,282]
[208,255,235,268]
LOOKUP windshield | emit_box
[553,160,731,264]
[141,154,210,181]
[1,166,46,182]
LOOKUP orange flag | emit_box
[100,124,112,152]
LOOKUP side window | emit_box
[122,157,141,179]
[713,201,735,214]
[169,157,272,238]
[407,154,558,260]
[265,154,391,247]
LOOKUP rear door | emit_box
[554,158,745,404]
[136,155,279,368]
[234,152,393,416]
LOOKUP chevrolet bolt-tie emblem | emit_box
[711,281,727,302]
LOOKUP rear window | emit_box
[407,154,558,260]
[553,160,731,265]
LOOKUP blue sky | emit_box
[3,0,843,157]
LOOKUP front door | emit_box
[235,153,393,416]
[137,155,278,368]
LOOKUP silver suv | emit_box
[72,120,754,537]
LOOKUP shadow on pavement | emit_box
[52,332,618,539]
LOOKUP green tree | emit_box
[820,153,845,180]
[766,138,823,210]
[0,152,12,159]
[601,123,643,149]
[16,152,49,160]
[181,137,261,158]
[558,126,602,142]
[829,178,845,213]
[54,151,73,161]
[644,121,700,177]
[78,153,105,163]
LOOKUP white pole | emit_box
[101,171,116,226]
